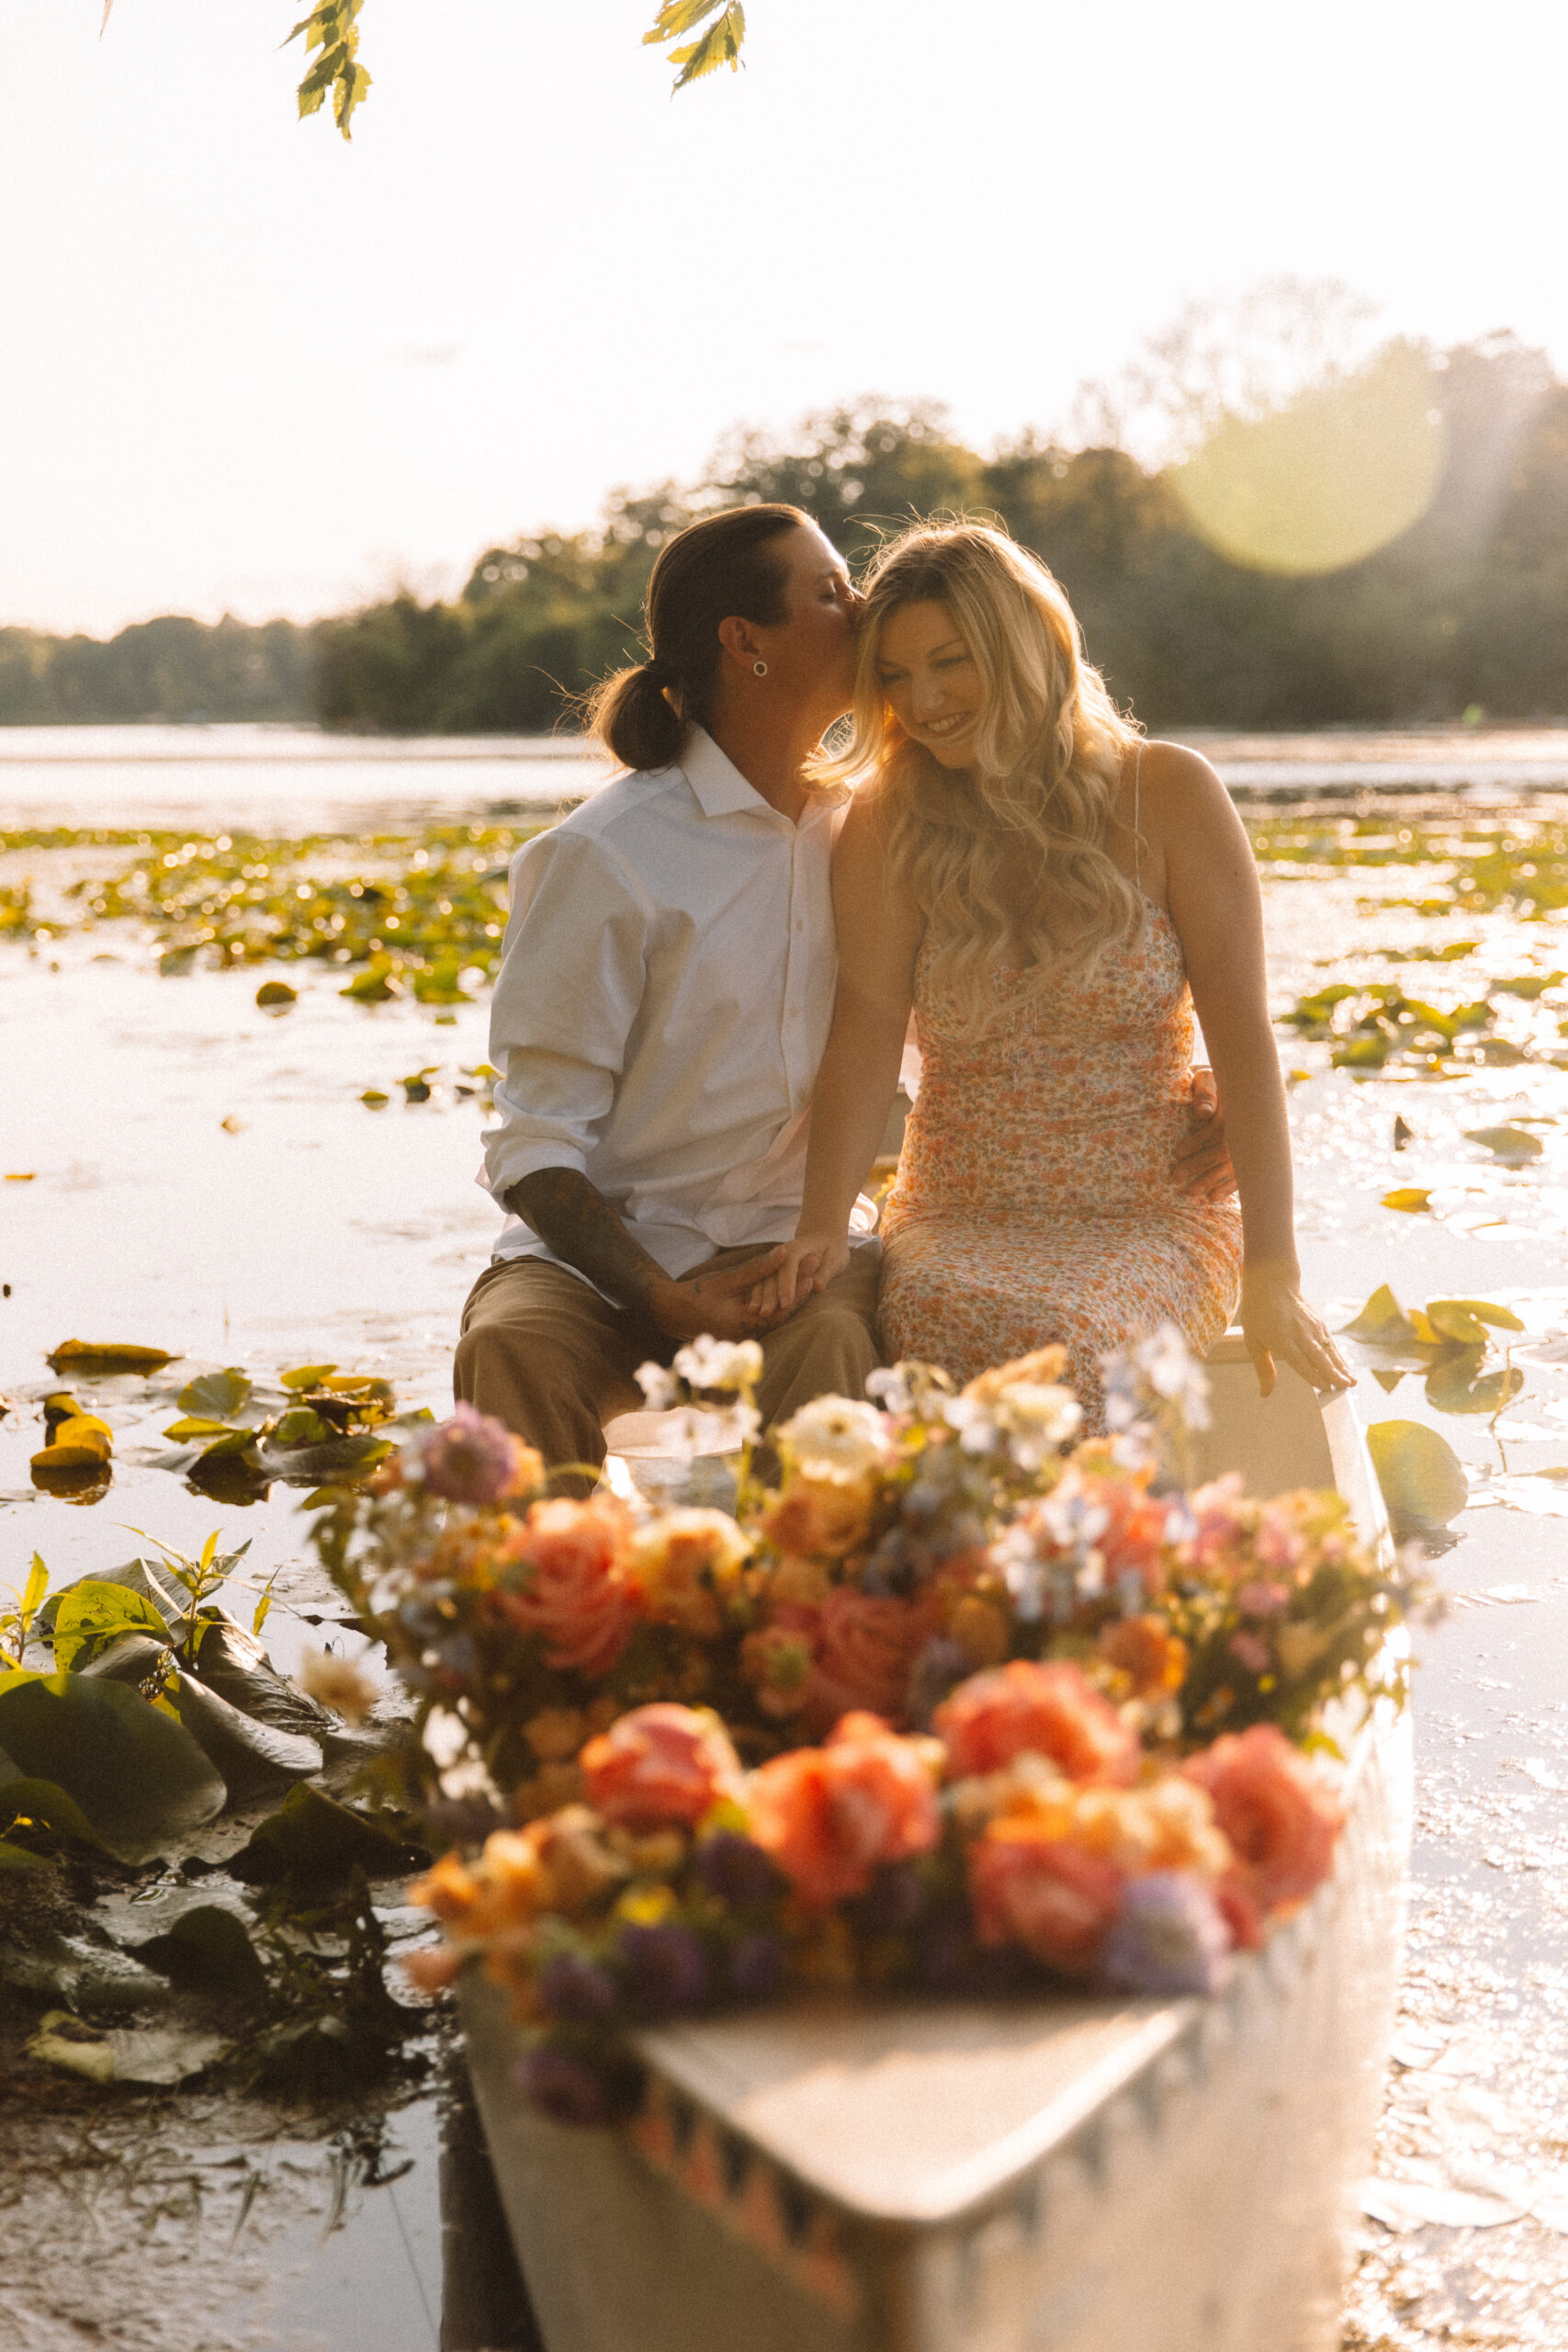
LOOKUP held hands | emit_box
[649,1248,790,1344]
[1240,1261,1355,1398]
[1173,1067,1238,1202]
[745,1231,852,1324]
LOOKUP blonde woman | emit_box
[759,521,1350,1419]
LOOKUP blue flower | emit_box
[1100,1872,1232,1998]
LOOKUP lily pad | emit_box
[1341,1283,1416,1344]
[135,1904,268,2003]
[1465,1125,1544,1163]
[1382,1188,1433,1214]
[177,1368,254,1419]
[0,1672,226,1862]
[281,1363,338,1391]
[1427,1358,1525,1417]
[46,1340,177,1374]
[51,1579,172,1674]
[0,1775,117,1856]
[228,1784,424,1888]
[1367,1419,1471,1539]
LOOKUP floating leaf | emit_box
[282,1363,338,1390]
[27,2013,117,2083]
[177,1368,253,1419]
[1427,1358,1526,1417]
[1437,1296,1525,1334]
[134,1905,268,2002]
[46,1340,176,1374]
[255,980,297,1007]
[341,956,400,1001]
[163,1416,240,1440]
[1367,1419,1470,1536]
[360,1090,389,1107]
[0,1776,112,1855]
[0,1672,226,1862]
[1464,1125,1544,1162]
[1341,1283,1416,1344]
[51,1580,171,1674]
[228,1784,423,1887]
[1382,1188,1433,1214]
[1494,972,1564,1000]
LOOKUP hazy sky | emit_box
[2,0,1565,635]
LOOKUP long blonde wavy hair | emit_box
[820,522,1144,1037]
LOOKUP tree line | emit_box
[6,333,1566,736]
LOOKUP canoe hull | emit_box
[461,1690,1410,2352]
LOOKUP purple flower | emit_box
[1100,1872,1233,1998]
[617,1923,710,2019]
[849,1861,927,1933]
[728,1933,784,2002]
[407,1404,536,1507]
[694,1832,783,1905]
[515,2043,644,2128]
[537,1951,620,2023]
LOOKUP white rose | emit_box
[777,1394,894,1484]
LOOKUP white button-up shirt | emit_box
[482,726,874,1289]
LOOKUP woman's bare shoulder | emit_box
[1134,739,1241,838]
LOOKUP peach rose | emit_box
[747,1712,942,1907]
[410,1827,547,1939]
[739,1619,817,1719]
[935,1659,1140,1786]
[631,1508,751,1638]
[757,1475,874,1562]
[498,1496,640,1676]
[804,1588,935,1731]
[1182,1724,1344,1912]
[580,1704,743,1828]
[968,1821,1124,1975]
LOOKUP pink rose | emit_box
[802,1588,937,1733]
[580,1704,743,1828]
[935,1659,1140,1786]
[1235,1581,1291,1618]
[968,1823,1124,1975]
[1183,1724,1344,1912]
[747,1712,941,1908]
[498,1497,640,1676]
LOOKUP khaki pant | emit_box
[454,1242,883,1473]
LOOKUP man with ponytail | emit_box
[454,505,879,1474]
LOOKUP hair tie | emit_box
[643,657,672,687]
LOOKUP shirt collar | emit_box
[680,725,849,826]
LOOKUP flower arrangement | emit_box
[406,1678,1347,2126]
[306,1325,1425,2126]
[311,1334,1412,1832]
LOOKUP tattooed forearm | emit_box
[507,1168,670,1310]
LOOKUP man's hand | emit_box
[652,1248,789,1343]
[1174,1067,1237,1202]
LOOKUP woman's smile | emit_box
[875,598,983,768]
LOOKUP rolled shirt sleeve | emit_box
[482,830,651,1204]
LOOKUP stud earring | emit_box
[753,660,768,677]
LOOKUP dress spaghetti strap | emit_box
[1133,742,1143,886]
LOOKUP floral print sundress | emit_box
[878,896,1243,1423]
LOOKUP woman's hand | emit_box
[745,1231,851,1322]
[1240,1262,1355,1397]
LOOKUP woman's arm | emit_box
[1154,745,1352,1396]
[762,791,924,1315]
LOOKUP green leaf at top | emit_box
[52,1580,171,1674]
[1425,1297,1526,1348]
[134,1905,268,2002]
[282,1363,338,1391]
[0,1674,225,1863]
[177,1368,253,1419]
[1367,1419,1470,1537]
[1340,1283,1416,1344]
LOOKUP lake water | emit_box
[6,728,1568,2348]
[6,719,1568,834]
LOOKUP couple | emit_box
[454,504,1348,1464]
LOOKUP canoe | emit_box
[463,1342,1410,2352]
